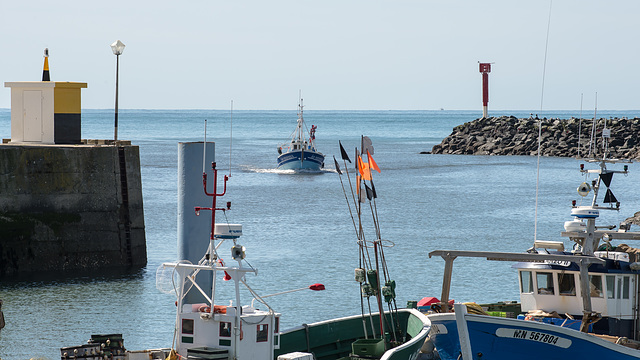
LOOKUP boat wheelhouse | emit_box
[516,248,639,337]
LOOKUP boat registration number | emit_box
[495,328,572,348]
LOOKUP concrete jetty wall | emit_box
[0,142,146,278]
[428,116,640,159]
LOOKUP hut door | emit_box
[23,90,43,142]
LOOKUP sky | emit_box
[1,0,639,110]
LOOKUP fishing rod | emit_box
[354,147,377,337]
[359,136,391,345]
[335,146,373,338]
[333,155,358,243]
[337,137,403,344]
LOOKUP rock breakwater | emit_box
[428,116,640,159]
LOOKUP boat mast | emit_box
[297,91,306,144]
[298,96,304,166]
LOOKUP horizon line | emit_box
[1,108,639,112]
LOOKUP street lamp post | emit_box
[111,40,125,141]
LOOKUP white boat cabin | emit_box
[517,251,638,325]
[177,302,281,359]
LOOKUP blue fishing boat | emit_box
[276,96,324,171]
[427,123,640,359]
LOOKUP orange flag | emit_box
[367,150,380,173]
[358,156,372,181]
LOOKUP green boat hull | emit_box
[276,308,431,360]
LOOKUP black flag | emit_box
[365,184,374,201]
[361,136,374,156]
[339,141,351,163]
[600,172,613,188]
[604,189,618,204]
[333,156,342,175]
[370,179,377,199]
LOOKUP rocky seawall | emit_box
[428,116,640,159]
[427,115,640,225]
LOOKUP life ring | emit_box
[198,305,227,314]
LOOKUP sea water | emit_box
[1,109,639,359]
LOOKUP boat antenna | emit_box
[578,93,583,158]
[229,100,233,177]
[534,0,553,243]
[539,0,553,112]
[203,119,208,174]
[588,92,598,158]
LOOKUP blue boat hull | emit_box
[429,312,640,360]
[428,314,461,360]
[277,150,324,170]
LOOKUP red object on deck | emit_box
[418,297,440,307]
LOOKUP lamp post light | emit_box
[111,40,125,141]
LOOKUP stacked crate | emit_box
[60,334,126,360]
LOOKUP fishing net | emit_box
[155,263,183,296]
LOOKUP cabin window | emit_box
[618,278,622,299]
[589,275,603,297]
[558,272,576,296]
[220,322,231,337]
[182,319,194,335]
[257,324,268,342]
[520,271,533,293]
[274,317,280,333]
[536,272,555,295]
[606,275,616,299]
[623,276,630,300]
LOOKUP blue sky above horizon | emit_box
[2,1,639,111]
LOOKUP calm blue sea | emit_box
[1,108,640,359]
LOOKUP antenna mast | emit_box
[229,100,233,177]
[203,119,208,174]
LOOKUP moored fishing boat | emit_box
[276,96,324,171]
[426,122,640,360]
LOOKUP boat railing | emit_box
[161,260,258,309]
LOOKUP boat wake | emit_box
[239,165,337,175]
